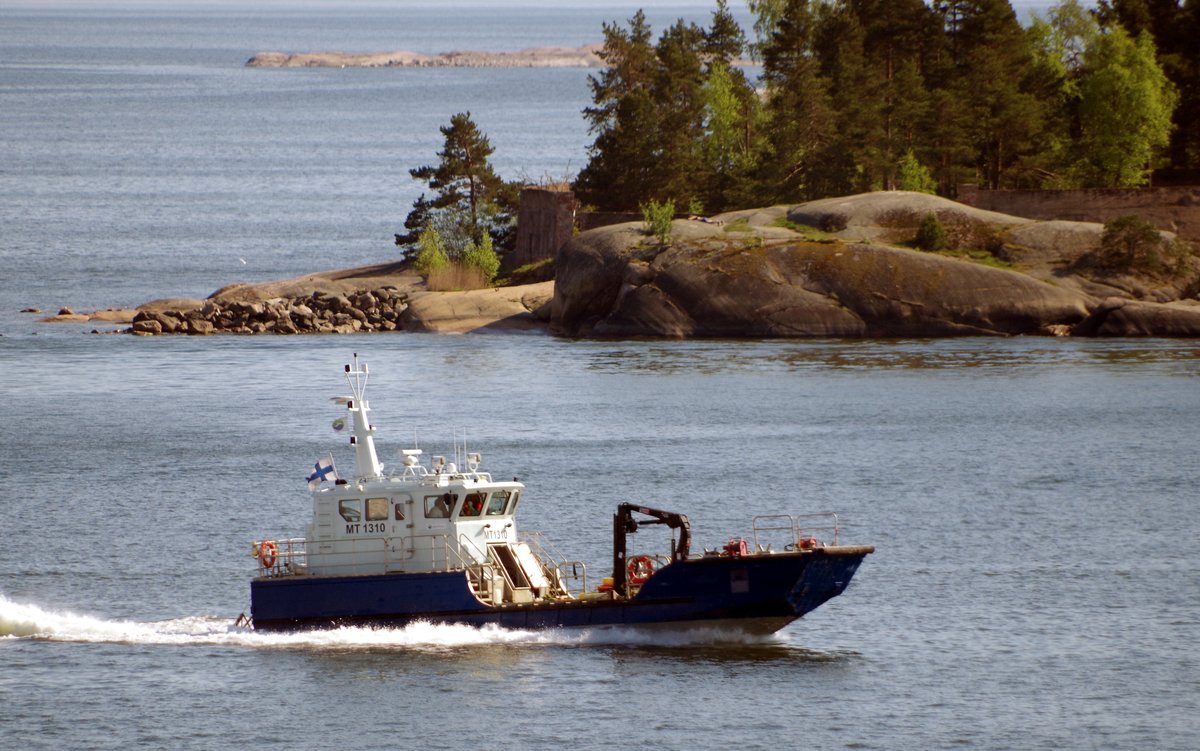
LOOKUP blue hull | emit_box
[250,548,870,634]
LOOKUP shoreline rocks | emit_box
[130,287,409,336]
[123,281,555,336]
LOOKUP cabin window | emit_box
[338,499,361,523]
[460,491,486,518]
[485,491,510,516]
[394,504,405,521]
[508,491,520,514]
[366,497,389,521]
[424,493,454,519]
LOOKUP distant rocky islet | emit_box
[245,44,604,69]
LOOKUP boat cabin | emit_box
[257,357,561,606]
[303,460,527,578]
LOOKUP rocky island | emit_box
[246,44,603,69]
[51,191,1200,338]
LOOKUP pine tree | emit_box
[847,0,940,189]
[578,8,748,211]
[698,1,762,210]
[576,11,661,209]
[758,0,837,202]
[1175,2,1200,167]
[812,4,880,194]
[705,0,747,66]
[932,0,1047,189]
[651,19,709,205]
[399,112,513,258]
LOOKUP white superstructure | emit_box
[254,355,572,605]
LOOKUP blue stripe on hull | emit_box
[250,550,867,633]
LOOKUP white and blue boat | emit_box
[249,355,873,634]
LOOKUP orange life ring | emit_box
[627,555,655,586]
[260,540,277,568]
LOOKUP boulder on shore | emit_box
[402,282,553,333]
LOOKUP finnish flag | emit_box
[306,455,337,490]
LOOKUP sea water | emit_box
[2,4,1198,751]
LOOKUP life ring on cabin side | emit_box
[259,541,277,569]
[627,555,656,586]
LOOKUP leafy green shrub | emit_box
[641,198,675,244]
[1101,215,1164,271]
[914,213,948,251]
[1080,215,1194,277]
[414,225,450,277]
[462,233,500,284]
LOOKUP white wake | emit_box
[0,593,782,651]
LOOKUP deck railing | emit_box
[751,512,840,552]
[251,532,564,586]
[252,532,479,578]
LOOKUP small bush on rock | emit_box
[641,198,675,244]
[1075,215,1195,281]
[462,233,500,284]
[415,226,450,277]
[915,213,948,251]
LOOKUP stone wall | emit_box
[958,184,1200,246]
[510,187,575,270]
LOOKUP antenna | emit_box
[340,353,382,480]
[344,352,369,401]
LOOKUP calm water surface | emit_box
[2,4,1198,750]
[2,335,1198,750]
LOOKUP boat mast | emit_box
[343,353,383,481]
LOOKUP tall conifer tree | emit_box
[759,0,837,202]
[932,0,1045,189]
[652,20,709,205]
[398,112,512,257]
[576,11,660,210]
